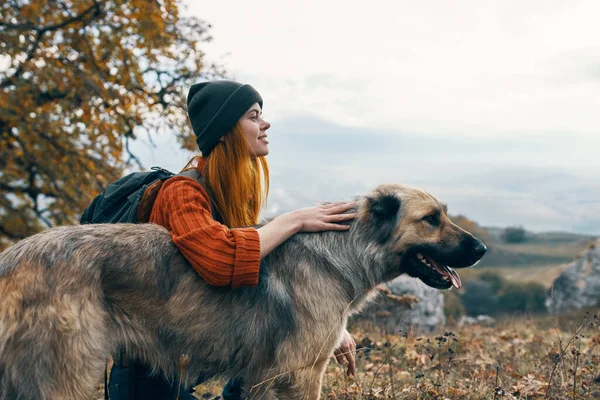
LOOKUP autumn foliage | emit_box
[190,312,600,399]
[0,0,220,249]
[317,312,600,399]
[450,214,492,245]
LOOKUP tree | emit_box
[0,0,222,250]
[501,226,527,243]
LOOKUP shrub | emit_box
[497,282,547,314]
[459,274,548,316]
[461,280,499,316]
[501,226,527,243]
[443,290,466,321]
[478,271,504,293]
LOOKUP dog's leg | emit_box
[0,278,111,399]
[1,321,109,400]
[246,379,277,400]
[271,359,328,400]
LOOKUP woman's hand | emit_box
[334,329,357,377]
[257,201,357,259]
[288,201,357,233]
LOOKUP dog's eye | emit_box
[422,214,439,225]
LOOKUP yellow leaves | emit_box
[446,386,469,398]
[1,0,212,244]
[19,2,42,21]
[450,214,492,244]
[317,314,600,398]
[512,374,547,398]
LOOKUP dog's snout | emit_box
[472,239,487,259]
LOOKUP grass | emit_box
[458,265,569,288]
[493,242,585,258]
[473,227,592,269]
[458,233,593,288]
[186,310,600,399]
[323,311,600,399]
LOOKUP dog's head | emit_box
[357,184,486,290]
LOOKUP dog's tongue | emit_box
[446,267,462,289]
[427,257,462,289]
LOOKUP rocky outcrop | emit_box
[354,275,446,333]
[547,240,600,314]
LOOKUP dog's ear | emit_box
[367,194,401,242]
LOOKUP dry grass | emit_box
[190,311,600,399]
[93,310,600,399]
[493,243,586,259]
[458,265,570,288]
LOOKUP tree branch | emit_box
[0,1,102,87]
[0,1,101,33]
[0,182,30,195]
[0,30,43,88]
[0,223,25,240]
[125,136,143,170]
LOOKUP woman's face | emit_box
[239,103,271,157]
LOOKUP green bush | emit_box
[459,274,548,316]
[501,226,527,243]
[497,282,547,314]
[461,280,499,316]
[478,271,504,293]
[443,290,466,321]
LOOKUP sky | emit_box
[135,0,600,235]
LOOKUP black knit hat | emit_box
[187,80,263,155]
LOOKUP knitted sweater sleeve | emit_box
[149,176,261,288]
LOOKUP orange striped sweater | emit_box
[149,172,261,288]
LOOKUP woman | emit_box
[133,80,357,399]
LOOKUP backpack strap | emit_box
[136,168,223,224]
[137,179,167,223]
[176,169,222,223]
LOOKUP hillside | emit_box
[478,227,594,268]
[447,217,597,288]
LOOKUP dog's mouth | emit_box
[402,251,463,290]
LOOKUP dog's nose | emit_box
[472,240,487,259]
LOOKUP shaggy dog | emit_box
[0,184,486,399]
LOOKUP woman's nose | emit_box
[261,120,271,131]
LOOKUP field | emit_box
[458,264,567,288]
[191,311,600,399]
[190,229,600,399]
[456,226,594,288]
[470,227,592,271]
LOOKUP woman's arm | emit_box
[151,177,357,286]
[150,177,262,288]
[257,202,357,259]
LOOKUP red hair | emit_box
[183,123,269,228]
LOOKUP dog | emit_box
[0,184,486,399]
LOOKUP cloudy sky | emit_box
[136,0,600,235]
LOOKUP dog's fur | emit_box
[0,184,486,399]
